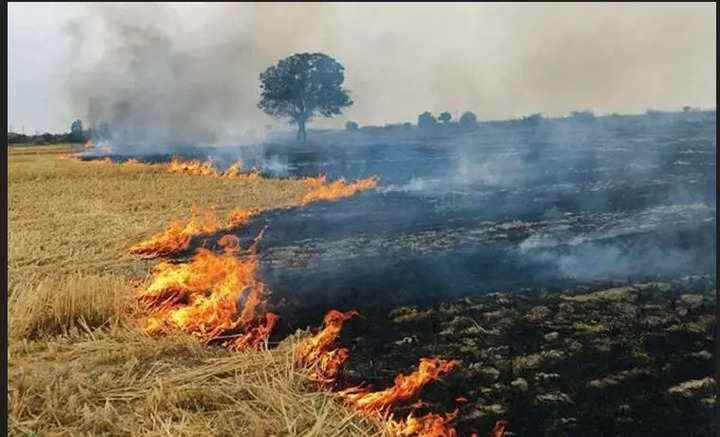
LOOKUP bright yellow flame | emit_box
[129,208,220,258]
[386,411,458,437]
[340,358,457,414]
[137,238,275,348]
[300,176,379,204]
[295,309,358,385]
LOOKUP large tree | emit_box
[258,53,353,143]
[70,119,84,142]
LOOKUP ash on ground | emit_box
[339,277,716,436]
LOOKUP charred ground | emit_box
[11,111,717,435]
[337,279,716,435]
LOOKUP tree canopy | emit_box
[417,111,437,128]
[459,111,478,129]
[258,53,353,142]
[70,119,84,142]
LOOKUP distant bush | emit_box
[417,111,437,129]
[521,113,544,125]
[459,112,478,129]
[403,122,413,129]
[438,112,452,124]
[345,121,359,131]
[570,110,595,122]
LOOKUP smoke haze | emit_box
[8,3,716,140]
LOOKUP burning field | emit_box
[8,145,384,435]
[8,144,473,436]
[8,113,717,436]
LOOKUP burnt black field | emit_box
[88,111,717,435]
[246,114,716,320]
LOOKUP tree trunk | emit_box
[294,117,308,143]
[299,120,307,143]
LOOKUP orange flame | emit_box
[137,233,275,348]
[295,309,358,385]
[129,207,264,259]
[166,157,220,177]
[69,154,380,201]
[227,207,263,228]
[302,174,328,188]
[217,234,241,253]
[387,411,458,437]
[165,157,264,180]
[300,176,379,204]
[227,312,279,351]
[129,174,378,259]
[487,421,509,437]
[223,162,244,178]
[339,358,457,414]
[224,163,263,181]
[129,208,220,258]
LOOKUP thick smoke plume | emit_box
[65,3,715,146]
[66,4,278,145]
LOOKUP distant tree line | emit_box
[9,106,715,146]
[6,119,117,145]
[7,119,93,145]
[415,111,480,130]
[341,106,714,137]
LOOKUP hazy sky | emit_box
[8,2,717,135]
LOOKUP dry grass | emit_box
[8,145,382,436]
[9,330,382,436]
[8,144,308,290]
[9,273,132,339]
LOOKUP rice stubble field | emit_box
[8,144,383,436]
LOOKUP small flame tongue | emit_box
[227,312,279,351]
[387,411,458,437]
[129,207,220,258]
[295,309,359,385]
[227,207,262,228]
[166,157,262,180]
[486,420,510,437]
[217,234,241,254]
[339,357,457,414]
[300,176,379,204]
[166,157,220,177]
